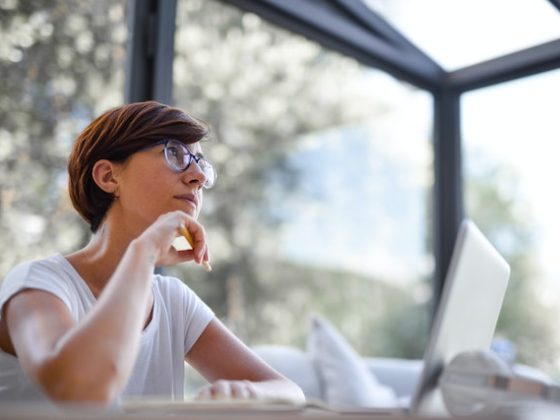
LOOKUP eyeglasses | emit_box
[148,139,217,189]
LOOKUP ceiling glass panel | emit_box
[364,0,560,71]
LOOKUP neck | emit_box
[66,215,142,297]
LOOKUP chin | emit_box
[172,205,198,219]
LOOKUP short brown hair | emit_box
[68,101,209,232]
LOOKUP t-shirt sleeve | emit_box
[157,276,215,355]
[0,258,73,320]
[181,281,214,355]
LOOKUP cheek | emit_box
[122,168,170,206]
[134,172,160,195]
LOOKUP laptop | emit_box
[409,219,510,416]
[324,219,510,417]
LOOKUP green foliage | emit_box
[466,165,560,375]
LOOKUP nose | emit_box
[182,160,207,187]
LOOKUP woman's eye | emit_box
[168,147,181,159]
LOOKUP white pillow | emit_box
[308,315,398,408]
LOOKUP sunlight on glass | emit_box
[365,0,560,70]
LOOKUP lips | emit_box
[174,193,198,210]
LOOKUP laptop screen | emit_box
[410,220,510,416]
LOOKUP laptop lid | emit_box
[410,220,510,416]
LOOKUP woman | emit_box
[0,101,304,404]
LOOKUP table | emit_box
[0,400,558,419]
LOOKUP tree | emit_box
[466,164,560,374]
[0,0,127,276]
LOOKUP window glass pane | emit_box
[463,69,560,375]
[174,0,433,360]
[365,0,560,70]
[0,0,127,277]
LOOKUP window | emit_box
[173,0,433,358]
[463,69,560,375]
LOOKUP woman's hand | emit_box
[195,378,305,403]
[187,320,305,405]
[134,210,209,267]
[196,380,259,401]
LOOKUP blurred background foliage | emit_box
[0,0,558,376]
[0,0,126,275]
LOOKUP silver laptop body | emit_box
[338,220,510,417]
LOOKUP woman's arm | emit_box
[186,318,305,403]
[5,211,206,404]
[6,240,154,403]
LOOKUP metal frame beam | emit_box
[220,0,444,91]
[331,0,433,58]
[432,89,463,314]
[125,0,177,104]
[547,0,560,13]
[447,39,560,92]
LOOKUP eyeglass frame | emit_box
[141,139,216,189]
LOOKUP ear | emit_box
[92,159,121,195]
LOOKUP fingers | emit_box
[201,246,212,272]
[173,248,196,261]
[177,216,207,264]
[142,210,211,268]
[195,380,258,401]
[171,212,212,270]
[196,386,212,400]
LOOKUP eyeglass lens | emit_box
[164,141,216,188]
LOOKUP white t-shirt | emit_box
[0,254,214,402]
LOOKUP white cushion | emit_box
[364,357,423,398]
[308,315,398,408]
